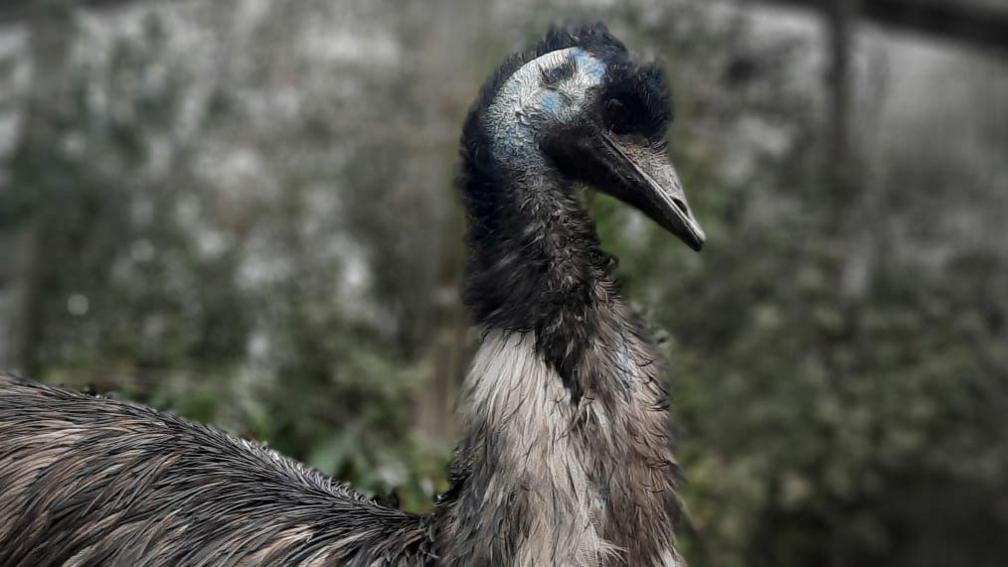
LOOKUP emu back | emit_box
[0,374,432,566]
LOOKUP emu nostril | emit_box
[672,198,689,216]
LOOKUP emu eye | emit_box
[603,95,648,135]
[603,97,632,133]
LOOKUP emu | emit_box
[0,23,704,566]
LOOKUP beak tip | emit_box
[666,219,705,251]
[685,224,706,252]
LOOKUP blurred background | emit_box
[0,0,1006,565]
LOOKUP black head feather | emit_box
[598,61,674,140]
[458,23,620,224]
[458,22,674,227]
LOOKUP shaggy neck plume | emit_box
[462,169,615,398]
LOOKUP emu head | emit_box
[471,22,705,251]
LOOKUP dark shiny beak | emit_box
[598,131,706,251]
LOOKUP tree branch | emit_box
[756,0,1008,53]
[0,0,135,25]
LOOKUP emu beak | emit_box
[598,131,706,251]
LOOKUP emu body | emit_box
[0,375,431,566]
[0,23,703,566]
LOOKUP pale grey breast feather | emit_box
[460,331,620,566]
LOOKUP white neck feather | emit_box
[460,330,619,566]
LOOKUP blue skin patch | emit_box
[539,90,564,115]
[485,47,609,169]
[572,48,606,82]
[539,49,606,118]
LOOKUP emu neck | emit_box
[440,170,682,565]
[462,172,614,396]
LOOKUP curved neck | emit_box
[462,169,615,395]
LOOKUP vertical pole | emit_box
[824,0,856,215]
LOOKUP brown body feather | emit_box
[0,374,433,566]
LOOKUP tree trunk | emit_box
[1,0,77,375]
